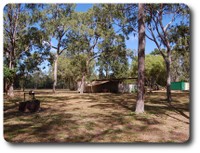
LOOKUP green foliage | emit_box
[170,25,190,52]
[103,4,138,38]
[56,52,96,89]
[150,48,166,56]
[20,71,53,89]
[4,4,51,92]
[4,66,16,84]
[39,4,76,53]
[131,55,166,87]
[57,54,85,82]
[171,50,190,82]
[97,47,130,79]
[3,4,190,92]
[169,24,190,82]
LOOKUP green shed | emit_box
[170,81,185,90]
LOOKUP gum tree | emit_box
[39,4,76,93]
[135,3,146,114]
[66,5,122,93]
[145,4,190,103]
[3,4,45,96]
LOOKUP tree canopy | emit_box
[3,3,190,101]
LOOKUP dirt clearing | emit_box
[4,90,190,143]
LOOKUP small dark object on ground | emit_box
[29,90,34,95]
[19,100,40,113]
[20,90,40,113]
[18,101,27,112]
[24,90,35,102]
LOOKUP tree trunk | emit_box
[7,60,14,97]
[80,74,85,94]
[106,65,109,79]
[166,53,172,103]
[23,80,25,92]
[4,80,6,93]
[7,83,14,97]
[135,3,145,114]
[53,54,58,93]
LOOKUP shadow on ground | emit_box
[4,91,190,143]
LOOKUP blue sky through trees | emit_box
[51,4,158,54]
[75,4,157,54]
[40,4,186,73]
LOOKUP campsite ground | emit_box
[4,90,190,143]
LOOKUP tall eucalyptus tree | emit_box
[145,4,190,102]
[39,4,76,93]
[4,4,44,96]
[135,3,146,114]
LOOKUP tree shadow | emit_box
[168,104,190,120]
[4,92,189,143]
[96,93,136,111]
[95,93,189,125]
[4,123,33,134]
[134,115,161,125]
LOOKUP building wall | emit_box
[171,81,190,91]
[184,82,190,90]
[118,83,137,93]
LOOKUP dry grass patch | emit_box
[4,90,190,143]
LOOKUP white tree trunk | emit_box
[7,83,14,97]
[166,54,172,103]
[80,74,85,94]
[7,60,14,97]
[53,54,58,93]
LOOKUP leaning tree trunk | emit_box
[53,53,58,93]
[135,3,145,114]
[166,51,172,103]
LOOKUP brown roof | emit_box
[92,77,137,82]
[86,81,110,87]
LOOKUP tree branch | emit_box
[89,53,100,62]
[164,15,175,32]
[152,16,167,46]
[147,23,166,59]
[16,46,30,58]
[58,47,67,55]
[157,14,171,51]
[88,36,99,52]
[145,33,154,42]
[51,45,58,50]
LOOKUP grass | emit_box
[4,89,190,143]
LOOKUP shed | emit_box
[85,80,120,93]
[170,81,189,91]
[84,77,137,93]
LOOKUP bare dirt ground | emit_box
[4,90,190,143]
